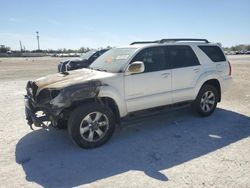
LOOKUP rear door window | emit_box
[166,45,200,69]
[199,46,226,62]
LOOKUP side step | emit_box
[121,102,192,126]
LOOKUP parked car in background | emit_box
[57,49,109,72]
[236,50,249,55]
[224,51,236,55]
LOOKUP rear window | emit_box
[199,46,226,62]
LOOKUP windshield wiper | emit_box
[89,67,107,72]
[96,68,107,72]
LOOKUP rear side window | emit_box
[199,46,226,62]
[167,45,200,69]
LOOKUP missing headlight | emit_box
[50,90,60,99]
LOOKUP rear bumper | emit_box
[221,76,232,93]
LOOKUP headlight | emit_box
[37,89,61,102]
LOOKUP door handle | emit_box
[161,73,170,78]
[193,68,200,73]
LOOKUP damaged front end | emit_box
[24,80,102,130]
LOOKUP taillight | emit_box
[228,61,232,75]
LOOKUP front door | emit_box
[124,46,172,112]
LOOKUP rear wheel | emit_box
[68,103,115,149]
[193,85,218,116]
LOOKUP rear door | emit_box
[167,45,202,103]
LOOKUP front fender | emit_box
[98,85,128,117]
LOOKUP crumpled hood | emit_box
[34,68,115,93]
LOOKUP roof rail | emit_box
[130,41,159,45]
[130,38,210,45]
[159,38,209,43]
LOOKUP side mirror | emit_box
[126,61,145,74]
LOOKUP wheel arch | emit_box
[98,97,121,124]
[197,79,221,102]
[98,85,128,117]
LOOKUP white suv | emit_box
[24,38,232,148]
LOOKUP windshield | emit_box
[89,48,138,73]
[80,50,96,60]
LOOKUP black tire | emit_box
[193,84,218,116]
[68,103,115,149]
[56,119,68,129]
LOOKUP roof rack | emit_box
[130,38,209,45]
[159,38,209,43]
[130,41,159,45]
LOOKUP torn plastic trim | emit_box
[25,95,57,129]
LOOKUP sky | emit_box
[0,0,250,50]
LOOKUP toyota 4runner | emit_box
[24,38,232,148]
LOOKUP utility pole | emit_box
[19,40,23,52]
[36,31,40,50]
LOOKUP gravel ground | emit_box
[0,56,249,188]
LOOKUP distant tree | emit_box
[66,49,75,53]
[224,44,250,52]
[78,47,86,53]
[78,47,91,53]
[0,45,10,53]
[57,49,63,53]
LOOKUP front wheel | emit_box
[193,85,218,116]
[68,103,115,149]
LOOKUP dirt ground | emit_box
[0,56,249,188]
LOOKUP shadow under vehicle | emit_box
[16,107,250,187]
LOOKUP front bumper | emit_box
[24,95,55,129]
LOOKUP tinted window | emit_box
[132,47,168,73]
[167,45,200,69]
[199,46,226,62]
